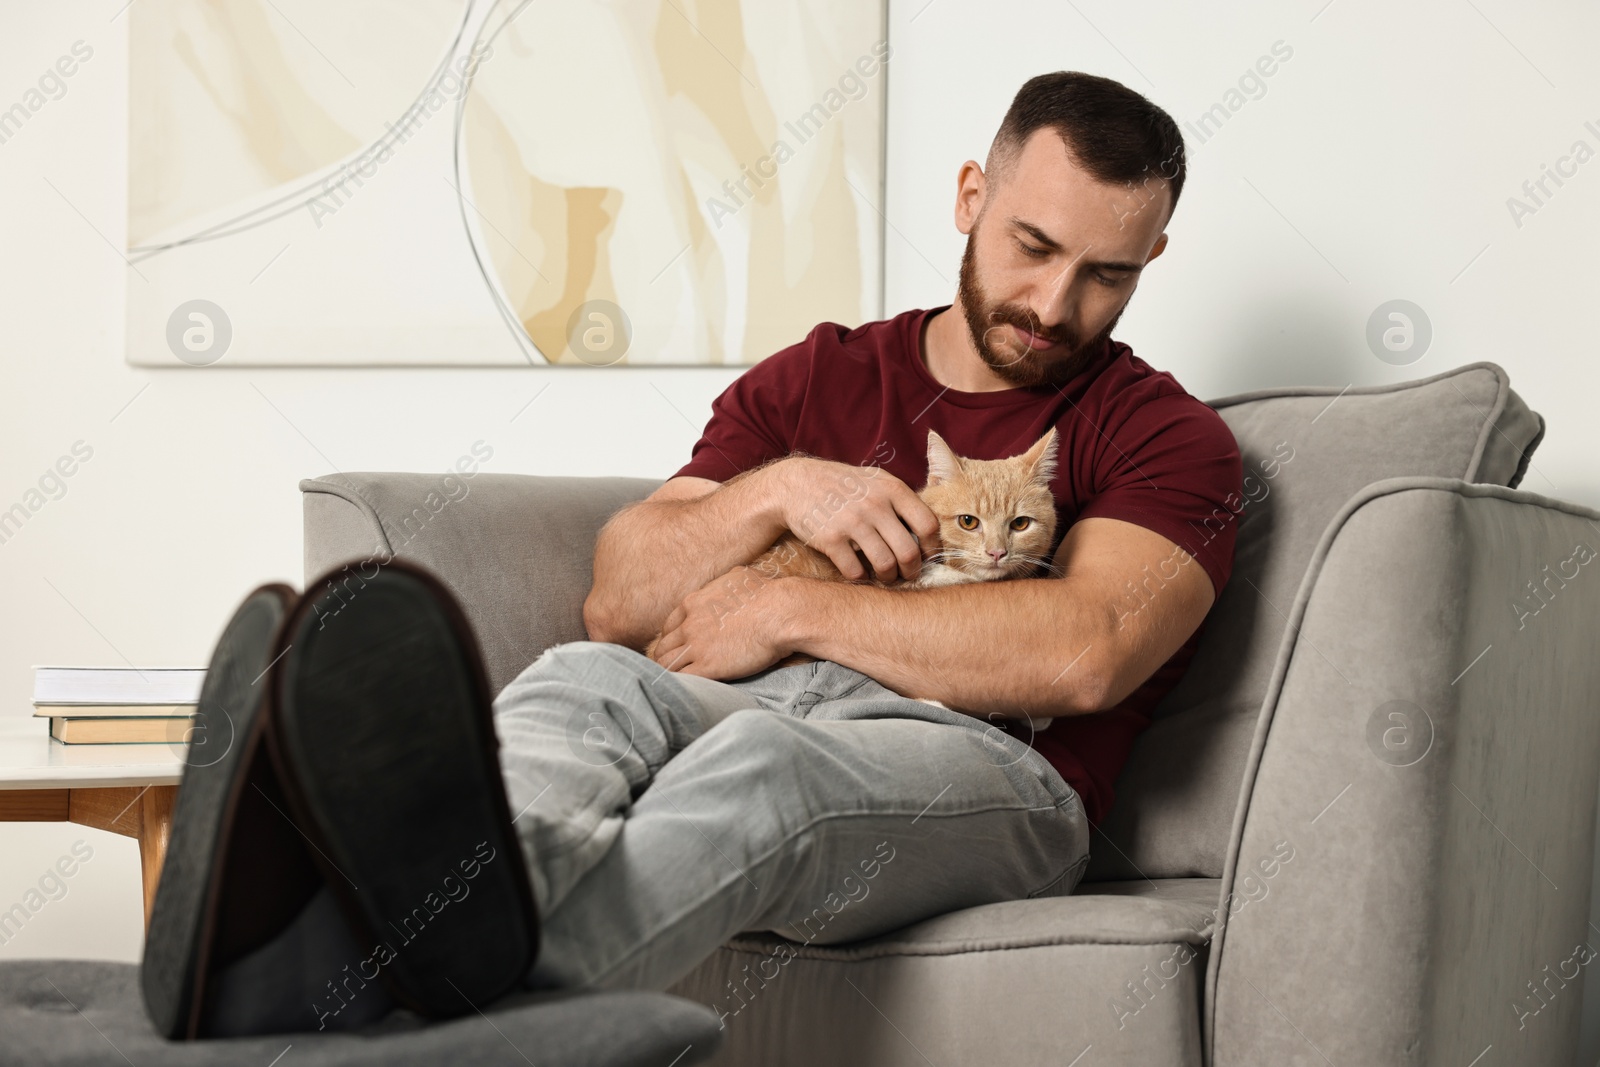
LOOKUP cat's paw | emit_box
[904,563,984,589]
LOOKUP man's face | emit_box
[954,128,1172,388]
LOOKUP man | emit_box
[142,71,1240,1039]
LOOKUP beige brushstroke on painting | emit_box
[649,0,867,362]
[464,0,873,363]
[129,0,453,246]
[129,0,358,244]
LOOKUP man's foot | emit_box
[141,583,322,1039]
[267,560,540,1019]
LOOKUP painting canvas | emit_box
[125,0,888,366]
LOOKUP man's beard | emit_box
[957,230,1123,389]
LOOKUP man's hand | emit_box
[649,566,798,679]
[771,457,940,583]
[586,454,938,650]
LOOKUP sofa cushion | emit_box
[1086,363,1544,881]
[0,960,721,1066]
[668,878,1220,1066]
[301,473,661,695]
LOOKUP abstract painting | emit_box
[126,0,888,366]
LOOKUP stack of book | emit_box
[33,666,206,744]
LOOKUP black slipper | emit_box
[267,560,540,1019]
[141,583,317,1039]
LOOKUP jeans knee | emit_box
[514,640,644,685]
[664,709,806,795]
[710,707,800,749]
[494,641,633,719]
[653,708,808,844]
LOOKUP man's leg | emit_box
[494,649,1089,992]
[490,641,766,918]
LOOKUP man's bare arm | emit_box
[584,460,940,650]
[584,474,779,649]
[651,517,1215,716]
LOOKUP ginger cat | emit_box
[753,427,1060,588]
[644,429,1060,675]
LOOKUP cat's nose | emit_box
[987,548,1008,562]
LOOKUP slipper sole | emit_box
[140,584,297,1039]
[269,561,539,1018]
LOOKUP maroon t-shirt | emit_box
[674,306,1242,827]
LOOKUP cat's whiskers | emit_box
[1007,553,1062,576]
[914,547,1057,583]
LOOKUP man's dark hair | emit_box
[988,71,1187,219]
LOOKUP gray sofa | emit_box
[297,362,1600,1066]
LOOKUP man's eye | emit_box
[1094,270,1124,287]
[957,515,980,531]
[1010,517,1032,531]
[1018,241,1049,259]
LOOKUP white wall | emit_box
[5,0,1600,1055]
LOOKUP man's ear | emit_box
[1022,427,1059,485]
[926,430,961,486]
[1146,231,1170,264]
[953,159,986,235]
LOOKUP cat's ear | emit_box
[1022,427,1059,486]
[925,430,961,487]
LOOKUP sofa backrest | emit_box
[302,473,663,694]
[1083,362,1544,881]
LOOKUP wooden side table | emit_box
[0,718,184,930]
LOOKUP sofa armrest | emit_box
[1205,477,1600,1065]
[300,472,660,694]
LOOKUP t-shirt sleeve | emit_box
[673,339,811,482]
[1074,392,1243,596]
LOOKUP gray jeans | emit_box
[490,642,1090,992]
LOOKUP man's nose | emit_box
[1039,264,1080,328]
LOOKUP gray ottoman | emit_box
[0,961,721,1066]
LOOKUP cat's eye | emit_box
[956,514,979,531]
[1010,517,1033,532]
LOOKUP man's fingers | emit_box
[666,602,690,628]
[816,536,867,580]
[871,510,924,579]
[849,527,899,582]
[650,605,688,662]
[680,657,721,678]
[890,489,941,544]
[651,628,683,664]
